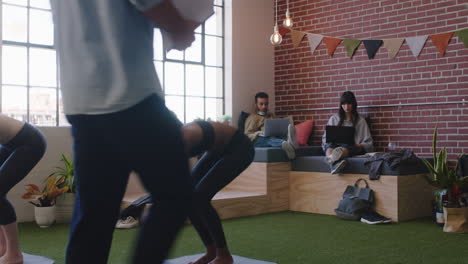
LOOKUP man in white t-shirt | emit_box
[51,1,199,263]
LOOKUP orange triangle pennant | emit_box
[430,32,454,56]
[291,30,306,48]
[323,37,342,56]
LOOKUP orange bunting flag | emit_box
[323,37,342,56]
[291,30,307,48]
[430,32,454,56]
[278,26,291,37]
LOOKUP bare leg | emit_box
[209,247,233,264]
[0,228,5,257]
[188,244,216,264]
[0,223,23,264]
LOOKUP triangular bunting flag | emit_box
[383,38,405,59]
[323,37,342,56]
[406,35,428,57]
[278,26,290,37]
[307,33,323,54]
[343,39,361,58]
[430,32,454,56]
[456,28,468,48]
[291,30,306,48]
[363,40,383,59]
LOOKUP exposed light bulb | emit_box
[270,25,282,46]
[283,10,293,28]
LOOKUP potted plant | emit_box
[422,127,468,233]
[47,154,76,223]
[22,176,69,228]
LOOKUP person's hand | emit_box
[168,20,198,51]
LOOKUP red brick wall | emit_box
[274,0,468,160]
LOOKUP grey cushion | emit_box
[292,156,430,175]
[253,146,324,163]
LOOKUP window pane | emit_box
[3,0,27,5]
[205,36,223,67]
[214,0,223,6]
[30,48,57,87]
[2,45,27,85]
[205,67,223,97]
[185,34,202,63]
[165,95,184,123]
[154,61,164,87]
[186,97,204,122]
[2,5,27,42]
[195,24,202,34]
[205,6,223,36]
[186,64,204,96]
[153,28,163,61]
[205,98,222,121]
[164,62,184,95]
[2,86,27,121]
[30,87,56,126]
[29,0,51,9]
[29,9,54,45]
[166,49,183,60]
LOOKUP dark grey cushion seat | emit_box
[292,156,430,175]
[253,146,323,163]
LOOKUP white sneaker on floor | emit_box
[116,216,139,229]
[326,147,344,164]
[331,159,348,175]
[287,124,299,149]
[282,141,296,159]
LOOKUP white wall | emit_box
[8,127,73,222]
[226,0,275,127]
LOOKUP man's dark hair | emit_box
[255,92,269,103]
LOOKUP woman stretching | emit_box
[118,120,254,264]
[0,114,46,264]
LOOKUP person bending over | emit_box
[244,92,298,159]
[0,114,46,264]
[322,91,373,174]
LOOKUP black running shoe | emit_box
[361,210,392,224]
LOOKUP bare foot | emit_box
[0,253,23,264]
[208,255,234,264]
[188,253,216,264]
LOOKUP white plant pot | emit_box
[34,206,56,228]
[56,193,76,223]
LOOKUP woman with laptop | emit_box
[322,91,373,174]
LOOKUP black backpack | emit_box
[335,178,374,221]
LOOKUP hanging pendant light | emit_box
[270,0,282,46]
[283,0,293,28]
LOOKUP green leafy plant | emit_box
[48,154,75,194]
[22,176,69,207]
[422,127,468,207]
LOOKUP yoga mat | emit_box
[164,254,276,264]
[23,253,54,264]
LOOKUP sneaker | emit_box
[281,141,296,159]
[331,159,347,174]
[325,147,344,165]
[287,124,299,149]
[360,211,392,224]
[116,216,139,229]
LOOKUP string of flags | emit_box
[279,27,468,59]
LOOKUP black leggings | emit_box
[189,131,254,248]
[0,123,46,225]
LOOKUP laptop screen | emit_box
[326,126,355,145]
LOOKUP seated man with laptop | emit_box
[244,92,299,159]
[322,91,373,174]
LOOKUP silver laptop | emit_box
[263,118,290,138]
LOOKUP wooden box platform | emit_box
[289,171,434,222]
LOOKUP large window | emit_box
[155,0,225,123]
[1,0,224,126]
[1,0,62,126]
